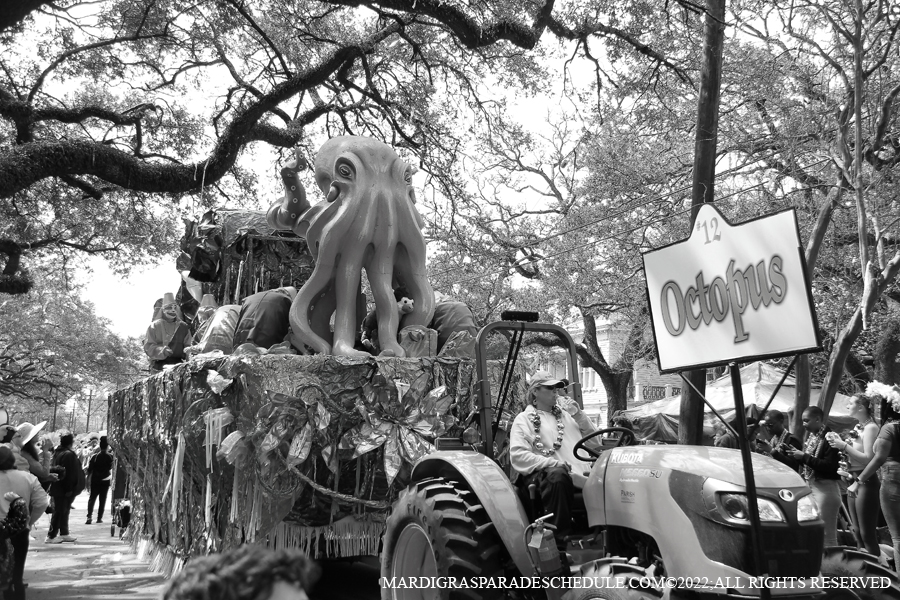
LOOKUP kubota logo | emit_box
[611,452,643,465]
[659,256,787,343]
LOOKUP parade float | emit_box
[109,352,524,575]
[109,136,526,575]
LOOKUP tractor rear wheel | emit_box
[381,477,505,600]
[821,547,900,600]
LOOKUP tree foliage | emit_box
[0,0,692,292]
[0,272,144,413]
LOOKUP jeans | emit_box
[848,473,881,556]
[10,529,28,586]
[518,467,575,546]
[808,478,841,547]
[880,461,900,570]
[87,481,110,520]
[48,495,73,538]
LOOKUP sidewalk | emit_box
[23,494,167,599]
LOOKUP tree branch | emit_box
[0,23,401,198]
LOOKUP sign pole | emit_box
[730,363,770,600]
[679,0,726,445]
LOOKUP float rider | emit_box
[509,371,599,550]
[143,292,192,373]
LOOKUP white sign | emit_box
[643,205,820,373]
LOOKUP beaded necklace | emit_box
[801,430,825,480]
[774,429,790,447]
[531,404,565,456]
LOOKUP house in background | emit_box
[531,319,682,427]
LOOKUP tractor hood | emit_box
[598,445,802,487]
[584,444,819,580]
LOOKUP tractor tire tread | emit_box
[382,478,505,600]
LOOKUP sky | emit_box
[80,256,184,338]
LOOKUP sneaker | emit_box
[85,518,92,525]
[60,535,77,543]
[45,537,62,544]
[96,519,103,524]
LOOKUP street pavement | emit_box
[24,494,166,599]
[19,494,381,600]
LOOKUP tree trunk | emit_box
[875,317,900,386]
[793,355,810,435]
[793,172,845,434]
[576,311,631,421]
[680,0,725,445]
[820,253,900,416]
[598,370,632,421]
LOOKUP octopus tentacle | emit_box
[332,252,370,356]
[290,265,336,354]
[307,280,336,345]
[368,256,403,357]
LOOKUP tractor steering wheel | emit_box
[573,427,637,462]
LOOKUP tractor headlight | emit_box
[719,493,785,523]
[797,494,820,522]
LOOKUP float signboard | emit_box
[643,205,821,373]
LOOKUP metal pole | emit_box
[679,0,726,445]
[731,363,770,600]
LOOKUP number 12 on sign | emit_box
[696,217,722,244]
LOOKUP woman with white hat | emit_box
[11,423,56,488]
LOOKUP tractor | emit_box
[381,316,900,600]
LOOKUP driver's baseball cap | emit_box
[528,370,566,390]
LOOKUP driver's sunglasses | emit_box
[540,385,557,390]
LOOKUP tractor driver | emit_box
[510,371,599,542]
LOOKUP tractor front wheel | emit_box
[381,477,505,600]
[820,547,900,600]
[561,559,665,600]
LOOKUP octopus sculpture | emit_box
[267,136,435,357]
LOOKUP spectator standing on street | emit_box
[10,422,56,489]
[713,421,739,449]
[792,406,842,547]
[826,393,881,557]
[848,383,900,571]
[86,437,113,525]
[46,433,81,544]
[162,545,320,600]
[756,410,802,472]
[0,445,49,600]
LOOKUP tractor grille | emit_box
[738,527,823,577]
[669,472,823,578]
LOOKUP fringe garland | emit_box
[168,432,186,522]
[205,474,213,529]
[131,535,186,579]
[229,467,242,525]
[246,481,263,543]
[204,408,232,471]
[264,518,385,559]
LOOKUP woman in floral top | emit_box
[826,394,880,556]
[851,383,900,570]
